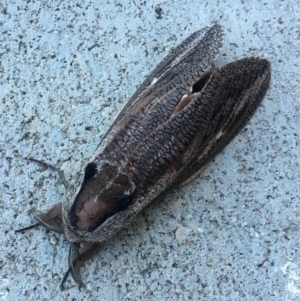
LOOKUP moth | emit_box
[18,24,271,289]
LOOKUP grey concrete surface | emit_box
[1,0,300,300]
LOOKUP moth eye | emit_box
[117,195,132,211]
[84,162,97,182]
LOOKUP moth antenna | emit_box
[28,157,69,189]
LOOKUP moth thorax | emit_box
[69,161,135,233]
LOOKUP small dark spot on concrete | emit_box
[88,44,100,51]
[155,5,163,19]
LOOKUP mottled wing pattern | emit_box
[109,24,223,128]
[178,57,271,186]
[127,57,271,195]
[99,24,224,161]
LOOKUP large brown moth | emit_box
[18,24,271,289]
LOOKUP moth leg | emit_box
[28,157,69,189]
[15,222,40,233]
[60,242,103,290]
[16,202,64,234]
[17,158,68,233]
[34,202,64,234]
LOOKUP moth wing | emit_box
[127,57,271,197]
[105,24,224,135]
[175,57,271,187]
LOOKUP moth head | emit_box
[67,161,136,234]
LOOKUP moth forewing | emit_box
[170,57,271,188]
[106,24,224,132]
[89,24,224,164]
[19,24,271,288]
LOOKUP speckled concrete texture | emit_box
[1,0,299,300]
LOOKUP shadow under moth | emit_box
[18,24,271,289]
